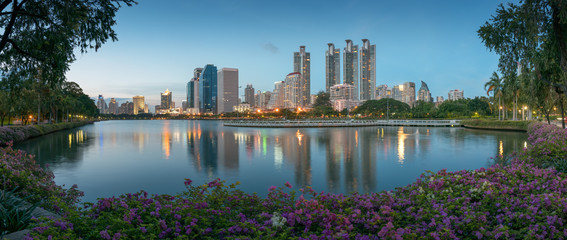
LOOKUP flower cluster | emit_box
[0,121,89,145]
[524,122,567,172]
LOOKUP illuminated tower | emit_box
[325,43,340,93]
[343,40,359,100]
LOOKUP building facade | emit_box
[160,89,172,110]
[401,82,416,107]
[448,89,464,101]
[325,43,340,93]
[417,81,433,103]
[244,84,255,108]
[108,98,118,115]
[199,64,218,114]
[293,46,310,107]
[217,68,239,113]
[360,39,376,101]
[97,95,107,114]
[133,95,146,115]
[343,40,359,100]
[284,72,301,109]
[187,67,202,111]
[376,85,391,99]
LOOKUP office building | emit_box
[448,89,464,101]
[360,39,376,101]
[343,40,359,100]
[401,82,416,107]
[108,98,118,115]
[294,46,310,107]
[417,81,433,102]
[160,89,172,111]
[187,68,202,110]
[199,64,218,114]
[244,84,255,108]
[96,95,107,114]
[325,43,340,93]
[267,81,285,109]
[133,95,146,115]
[217,68,239,113]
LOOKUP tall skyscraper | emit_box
[217,68,239,113]
[343,40,359,100]
[108,98,118,115]
[96,95,108,114]
[161,89,172,110]
[417,81,433,102]
[133,95,146,115]
[199,64,218,114]
[267,81,285,109]
[293,46,310,107]
[187,68,202,109]
[244,84,255,108]
[401,82,416,107]
[360,39,376,101]
[325,43,340,93]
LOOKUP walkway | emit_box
[223,119,461,128]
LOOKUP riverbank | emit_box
[3,122,562,239]
[0,121,94,146]
[461,119,534,132]
[224,119,461,128]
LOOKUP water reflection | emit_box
[15,120,528,202]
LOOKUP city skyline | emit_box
[67,0,515,108]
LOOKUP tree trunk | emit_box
[513,94,518,120]
[37,93,41,125]
[561,99,566,129]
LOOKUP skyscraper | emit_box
[199,64,218,114]
[343,40,359,100]
[133,95,146,115]
[96,95,108,114]
[401,82,416,107]
[244,84,255,108]
[161,89,172,110]
[108,98,118,115]
[360,39,376,101]
[187,68,202,110]
[417,81,433,102]
[217,68,239,113]
[284,72,301,109]
[325,43,340,93]
[293,46,310,107]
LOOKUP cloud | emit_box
[262,43,279,54]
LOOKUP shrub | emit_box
[524,122,567,172]
[0,188,38,237]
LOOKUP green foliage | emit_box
[411,101,436,118]
[435,100,470,118]
[0,188,38,236]
[352,99,410,118]
[312,91,331,108]
[461,119,534,131]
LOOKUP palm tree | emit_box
[485,72,503,120]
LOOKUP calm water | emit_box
[16,120,527,202]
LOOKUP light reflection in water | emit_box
[397,127,407,164]
[523,141,527,149]
[499,140,503,156]
[162,121,171,159]
[296,130,303,146]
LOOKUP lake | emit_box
[16,120,527,202]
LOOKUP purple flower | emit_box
[100,230,111,240]
[184,178,192,186]
[268,186,277,191]
[285,181,293,188]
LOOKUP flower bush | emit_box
[0,144,83,212]
[18,122,567,239]
[0,121,91,145]
[524,122,567,172]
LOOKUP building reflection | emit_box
[186,121,239,174]
[281,129,312,187]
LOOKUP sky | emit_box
[66,0,517,109]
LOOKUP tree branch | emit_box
[0,0,19,53]
[0,0,11,13]
[6,39,44,62]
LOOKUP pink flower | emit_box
[268,186,277,191]
[285,181,292,188]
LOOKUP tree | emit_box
[312,91,331,108]
[485,72,504,120]
[352,99,410,118]
[412,101,436,118]
[479,1,567,125]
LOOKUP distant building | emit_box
[360,39,376,101]
[108,98,118,115]
[284,72,301,109]
[401,82,416,107]
[436,96,445,107]
[161,89,172,110]
[343,40,359,100]
[233,103,251,112]
[255,90,262,109]
[448,89,464,101]
[258,91,272,110]
[392,85,402,102]
[217,68,239,113]
[187,68,203,114]
[133,95,146,115]
[267,81,285,109]
[244,84,255,108]
[325,43,340,93]
[199,64,218,114]
[97,95,108,114]
[417,81,433,103]
[376,84,391,99]
[330,84,358,111]
[294,46,311,107]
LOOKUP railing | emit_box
[223,120,461,128]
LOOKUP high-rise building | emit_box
[258,91,272,110]
[330,84,358,111]
[187,68,202,110]
[267,81,285,109]
[133,96,145,115]
[392,85,402,102]
[448,89,464,101]
[417,81,433,102]
[343,40,359,100]
[293,46,310,107]
[96,95,108,114]
[244,84,255,107]
[325,43,340,93]
[436,96,445,106]
[161,89,172,110]
[199,64,218,114]
[217,68,239,113]
[108,98,118,115]
[360,39,376,101]
[255,90,261,109]
[284,72,301,109]
[401,82,416,107]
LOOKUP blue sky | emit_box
[67,0,515,108]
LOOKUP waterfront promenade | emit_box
[223,119,461,128]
